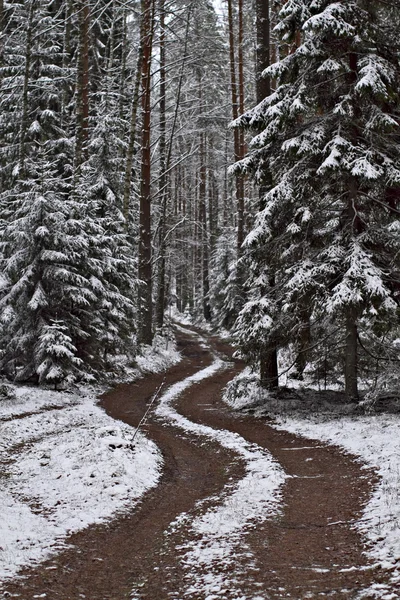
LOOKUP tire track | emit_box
[2,326,392,599]
[2,329,248,599]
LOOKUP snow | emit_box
[0,387,162,583]
[0,336,182,584]
[153,328,286,599]
[6,321,400,599]
[273,413,400,596]
[223,363,400,598]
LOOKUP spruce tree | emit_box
[233,0,400,399]
[0,0,135,385]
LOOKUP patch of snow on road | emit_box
[0,388,162,583]
[155,331,286,599]
[274,414,400,598]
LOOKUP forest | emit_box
[0,0,399,405]
[2,1,400,598]
[1,0,400,400]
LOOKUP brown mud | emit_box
[2,327,394,599]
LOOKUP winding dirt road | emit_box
[2,326,394,599]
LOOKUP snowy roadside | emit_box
[0,338,181,584]
[223,369,400,599]
[273,414,400,599]
[151,329,286,600]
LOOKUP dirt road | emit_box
[2,326,392,599]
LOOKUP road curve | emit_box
[2,326,392,599]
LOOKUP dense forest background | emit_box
[1,0,400,403]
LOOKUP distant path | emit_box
[3,326,392,599]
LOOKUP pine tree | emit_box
[0,0,135,384]
[233,0,400,399]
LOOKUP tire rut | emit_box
[2,328,395,600]
[178,335,394,599]
[2,330,244,600]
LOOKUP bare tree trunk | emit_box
[344,181,359,401]
[256,0,270,103]
[294,313,311,380]
[255,0,278,391]
[343,56,359,401]
[0,0,5,72]
[227,0,245,266]
[156,0,167,330]
[156,3,192,325]
[138,0,155,346]
[223,130,230,227]
[19,0,36,173]
[345,306,358,400]
[199,133,211,322]
[75,0,90,175]
[61,0,72,128]
[119,8,128,119]
[123,0,145,224]
[237,0,245,252]
[260,347,279,389]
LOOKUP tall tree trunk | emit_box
[0,0,4,71]
[156,1,192,327]
[256,0,278,390]
[75,0,90,175]
[123,0,146,224]
[119,8,128,119]
[237,0,245,254]
[345,306,358,400]
[343,56,359,401]
[19,0,36,173]
[256,0,270,103]
[227,0,245,267]
[344,180,359,401]
[156,0,167,330]
[61,0,72,128]
[199,132,211,322]
[138,0,155,346]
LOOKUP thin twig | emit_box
[132,379,166,445]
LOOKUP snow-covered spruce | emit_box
[231,0,400,400]
[0,0,136,387]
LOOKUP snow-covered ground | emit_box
[0,338,181,584]
[223,369,400,599]
[151,329,286,600]
[274,414,400,598]
[5,321,399,599]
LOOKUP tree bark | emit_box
[61,0,72,128]
[119,8,128,119]
[344,182,359,401]
[237,0,245,254]
[138,0,155,346]
[255,0,278,391]
[156,2,192,327]
[156,0,167,330]
[0,0,4,71]
[260,346,279,389]
[342,55,359,401]
[19,0,36,173]
[199,133,211,322]
[75,0,90,174]
[256,0,270,103]
[227,0,245,264]
[123,0,146,225]
[345,306,358,400]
